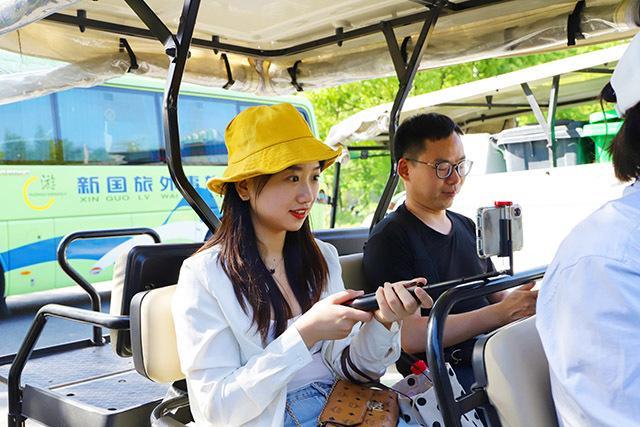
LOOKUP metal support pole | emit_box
[370,1,444,230]
[520,82,549,135]
[330,162,341,229]
[162,0,220,233]
[547,75,560,167]
[125,0,219,232]
[521,81,558,167]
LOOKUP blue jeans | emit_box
[284,381,411,427]
[284,381,333,427]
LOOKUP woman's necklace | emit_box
[272,269,301,315]
[264,256,284,275]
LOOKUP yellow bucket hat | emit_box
[207,103,341,194]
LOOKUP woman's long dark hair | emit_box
[609,102,640,181]
[601,88,640,182]
[197,175,329,345]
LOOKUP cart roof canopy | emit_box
[325,42,626,148]
[0,0,639,103]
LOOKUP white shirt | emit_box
[271,316,333,392]
[536,180,640,427]
[172,239,401,427]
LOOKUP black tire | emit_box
[0,269,8,318]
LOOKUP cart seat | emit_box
[473,316,558,427]
[340,253,366,291]
[109,243,200,357]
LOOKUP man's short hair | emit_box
[393,113,462,161]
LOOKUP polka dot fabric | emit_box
[392,363,481,426]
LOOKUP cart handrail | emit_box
[425,266,547,426]
[7,303,129,427]
[56,227,160,344]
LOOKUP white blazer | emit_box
[172,239,401,427]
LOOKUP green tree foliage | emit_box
[305,41,624,227]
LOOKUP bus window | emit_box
[0,95,56,164]
[178,95,237,165]
[57,86,162,165]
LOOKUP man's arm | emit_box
[401,283,538,352]
[401,305,504,352]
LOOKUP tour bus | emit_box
[0,75,324,311]
[0,1,638,427]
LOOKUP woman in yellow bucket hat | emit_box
[172,103,432,427]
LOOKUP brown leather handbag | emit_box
[318,379,399,426]
[318,346,399,427]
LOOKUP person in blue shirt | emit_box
[536,33,640,427]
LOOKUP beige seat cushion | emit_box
[109,252,129,351]
[483,316,558,427]
[339,253,366,291]
[131,285,183,384]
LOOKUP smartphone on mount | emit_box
[476,202,523,259]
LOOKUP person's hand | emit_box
[494,281,538,325]
[374,278,432,329]
[294,290,374,349]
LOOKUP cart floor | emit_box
[0,343,167,427]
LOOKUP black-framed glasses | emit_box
[405,158,473,179]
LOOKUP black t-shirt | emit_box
[363,203,493,305]
[363,203,494,373]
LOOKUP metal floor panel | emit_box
[0,343,132,387]
[0,342,168,427]
[50,370,167,410]
[22,371,166,427]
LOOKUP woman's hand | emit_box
[294,290,374,349]
[374,278,432,329]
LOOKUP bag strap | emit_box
[340,345,366,383]
[340,345,419,402]
[341,346,394,391]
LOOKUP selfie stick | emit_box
[345,270,507,312]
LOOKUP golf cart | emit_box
[1,1,638,426]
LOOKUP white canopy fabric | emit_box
[0,0,638,102]
[325,43,627,149]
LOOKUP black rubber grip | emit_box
[344,281,422,312]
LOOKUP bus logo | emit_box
[22,176,56,211]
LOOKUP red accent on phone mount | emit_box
[494,201,513,207]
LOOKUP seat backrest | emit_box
[131,284,183,383]
[474,316,558,427]
[339,253,366,291]
[109,243,201,357]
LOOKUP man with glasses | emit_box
[363,113,537,388]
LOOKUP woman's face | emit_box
[245,162,321,233]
